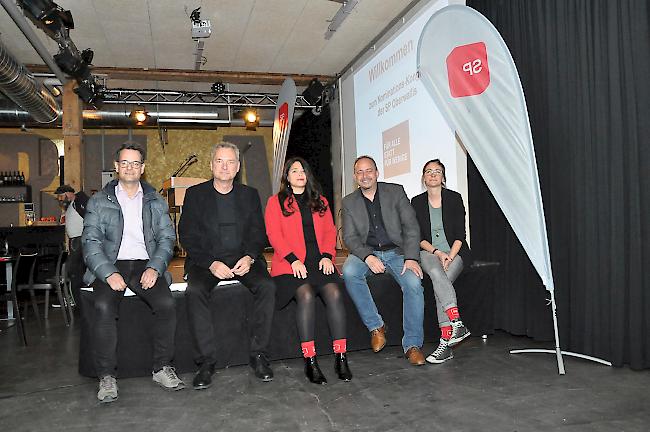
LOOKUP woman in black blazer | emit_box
[411,159,472,365]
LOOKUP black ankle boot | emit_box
[304,356,327,384]
[334,353,352,381]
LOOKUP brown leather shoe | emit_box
[405,347,426,366]
[370,325,387,352]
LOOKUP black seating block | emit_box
[78,261,498,378]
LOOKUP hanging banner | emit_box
[272,78,297,193]
[418,5,554,292]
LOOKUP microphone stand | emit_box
[159,156,197,193]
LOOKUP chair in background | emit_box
[49,250,74,324]
[19,248,70,327]
[1,254,30,345]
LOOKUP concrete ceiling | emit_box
[0,0,417,92]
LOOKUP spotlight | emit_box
[80,48,94,65]
[243,109,259,130]
[130,106,148,125]
[301,78,324,105]
[211,81,226,94]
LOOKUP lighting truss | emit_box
[100,89,317,109]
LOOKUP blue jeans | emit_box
[342,250,424,352]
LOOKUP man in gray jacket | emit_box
[82,142,183,403]
[342,155,426,366]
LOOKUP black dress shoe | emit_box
[334,353,352,381]
[250,353,273,382]
[192,363,215,390]
[304,356,327,384]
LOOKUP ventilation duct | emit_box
[0,102,274,128]
[0,38,59,123]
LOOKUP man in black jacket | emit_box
[179,142,276,389]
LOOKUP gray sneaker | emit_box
[97,375,118,403]
[449,319,471,346]
[426,339,453,364]
[153,366,185,391]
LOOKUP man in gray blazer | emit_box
[342,155,426,365]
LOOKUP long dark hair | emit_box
[278,157,327,217]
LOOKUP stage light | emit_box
[243,109,259,130]
[302,78,324,105]
[130,106,148,125]
[211,81,225,94]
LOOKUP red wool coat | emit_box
[264,194,337,277]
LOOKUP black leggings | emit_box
[295,282,346,343]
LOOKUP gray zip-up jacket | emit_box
[81,179,176,285]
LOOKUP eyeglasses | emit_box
[118,160,143,168]
[424,169,443,176]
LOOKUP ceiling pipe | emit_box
[0,38,59,123]
[0,103,273,128]
[0,0,68,83]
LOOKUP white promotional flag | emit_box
[418,5,554,293]
[272,78,297,193]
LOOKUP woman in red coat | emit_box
[265,157,351,384]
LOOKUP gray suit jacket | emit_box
[342,182,420,262]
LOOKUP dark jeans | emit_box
[92,260,176,377]
[67,236,85,310]
[186,259,276,366]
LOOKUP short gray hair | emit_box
[210,142,240,161]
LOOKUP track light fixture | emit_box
[243,109,259,130]
[130,106,148,125]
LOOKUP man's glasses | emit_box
[118,160,143,168]
[424,169,443,176]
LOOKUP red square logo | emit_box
[279,103,289,131]
[446,42,490,98]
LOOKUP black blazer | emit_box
[411,188,472,266]
[179,180,267,270]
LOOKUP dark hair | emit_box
[422,159,446,187]
[278,157,327,217]
[115,142,146,162]
[54,184,75,194]
[353,155,378,171]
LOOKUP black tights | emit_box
[295,282,346,343]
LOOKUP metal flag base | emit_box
[509,349,612,367]
[508,290,611,374]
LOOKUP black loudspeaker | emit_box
[302,79,324,105]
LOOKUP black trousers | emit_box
[92,260,176,377]
[67,236,85,310]
[186,259,276,366]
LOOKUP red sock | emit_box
[301,341,316,358]
[440,325,453,340]
[445,306,460,321]
[333,338,347,354]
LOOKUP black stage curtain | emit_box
[466,0,650,369]
[287,105,334,207]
